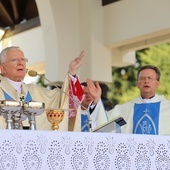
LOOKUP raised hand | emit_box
[86,78,101,104]
[68,50,85,75]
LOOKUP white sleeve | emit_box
[89,99,109,130]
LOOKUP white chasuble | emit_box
[92,94,170,135]
[0,74,81,131]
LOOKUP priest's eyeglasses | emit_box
[138,76,157,81]
[2,58,28,64]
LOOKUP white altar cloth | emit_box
[0,129,169,170]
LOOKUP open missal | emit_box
[92,117,126,133]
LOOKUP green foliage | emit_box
[109,42,170,106]
[36,75,48,88]
[108,65,139,106]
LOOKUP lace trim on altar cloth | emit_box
[0,132,169,170]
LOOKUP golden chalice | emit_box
[46,109,64,131]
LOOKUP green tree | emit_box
[36,75,48,88]
[108,42,170,106]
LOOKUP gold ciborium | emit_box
[46,109,64,131]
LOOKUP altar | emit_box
[0,129,170,170]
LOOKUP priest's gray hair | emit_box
[0,46,20,64]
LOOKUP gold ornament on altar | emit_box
[46,109,64,131]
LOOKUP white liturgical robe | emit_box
[92,94,170,135]
[0,74,80,131]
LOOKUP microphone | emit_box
[28,70,92,131]
[28,70,37,77]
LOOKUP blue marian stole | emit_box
[81,113,89,132]
[3,91,32,102]
[133,102,160,135]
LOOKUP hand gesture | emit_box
[87,78,101,104]
[69,50,85,75]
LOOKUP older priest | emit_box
[0,46,85,131]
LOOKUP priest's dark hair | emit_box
[137,65,161,81]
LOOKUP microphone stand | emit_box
[29,71,92,132]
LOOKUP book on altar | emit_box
[93,117,126,133]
